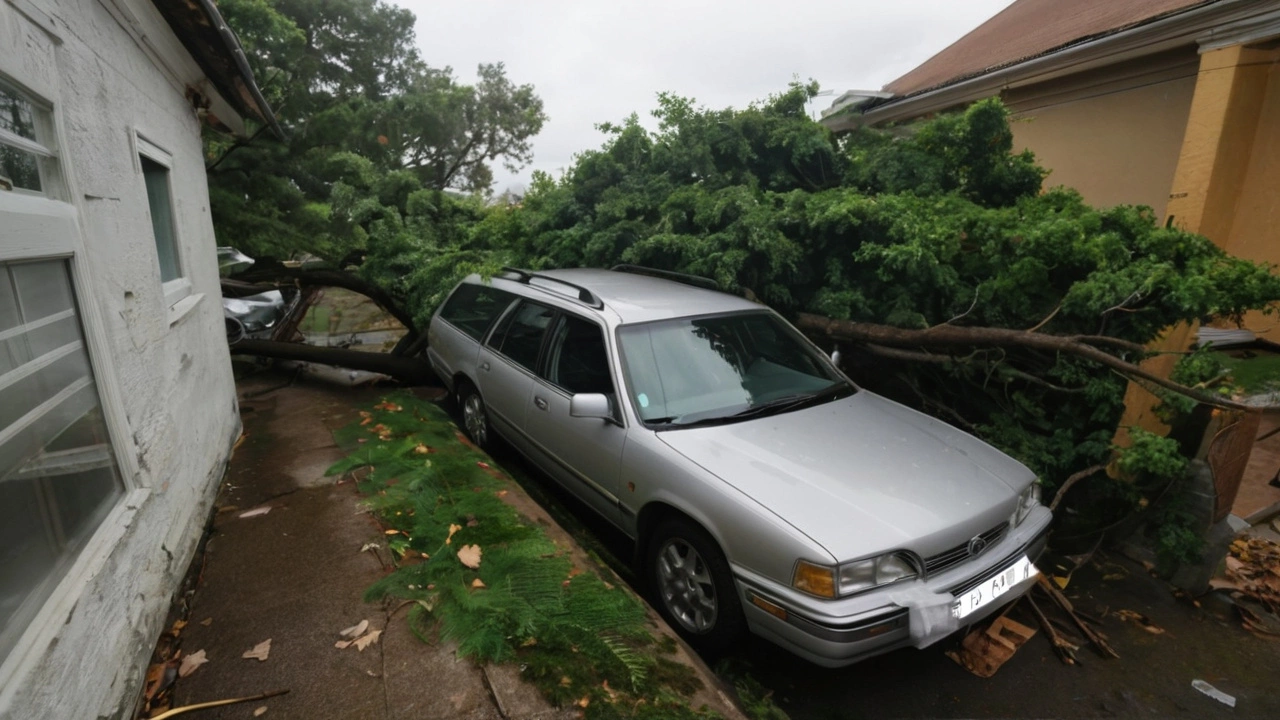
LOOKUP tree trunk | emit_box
[231,339,437,385]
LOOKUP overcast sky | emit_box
[398,0,1015,193]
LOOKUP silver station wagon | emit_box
[426,267,1051,666]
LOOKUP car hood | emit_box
[656,391,1034,562]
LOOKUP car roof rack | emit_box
[610,264,720,291]
[500,267,604,309]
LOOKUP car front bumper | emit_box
[733,505,1052,668]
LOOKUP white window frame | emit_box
[0,74,147,698]
[132,131,191,309]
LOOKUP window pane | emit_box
[494,302,553,371]
[0,81,38,140]
[546,316,614,395]
[438,284,515,341]
[0,260,123,663]
[0,145,41,193]
[141,157,179,282]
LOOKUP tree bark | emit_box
[233,266,419,335]
[231,339,437,385]
[796,313,1264,413]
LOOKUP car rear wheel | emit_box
[647,517,744,655]
[457,382,491,450]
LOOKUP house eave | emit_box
[823,0,1280,131]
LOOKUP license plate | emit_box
[951,555,1037,619]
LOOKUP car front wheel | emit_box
[647,517,744,655]
[458,382,491,450]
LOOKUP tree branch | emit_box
[795,313,1266,412]
[231,339,436,384]
[1050,464,1107,511]
[234,266,418,334]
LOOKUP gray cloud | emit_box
[398,0,1014,192]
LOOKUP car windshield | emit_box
[617,311,852,426]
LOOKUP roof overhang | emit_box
[149,0,283,139]
[822,0,1280,131]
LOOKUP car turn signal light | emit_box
[792,560,836,598]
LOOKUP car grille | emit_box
[922,522,1009,577]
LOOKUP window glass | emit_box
[491,301,553,371]
[545,315,614,396]
[141,157,180,283]
[0,146,41,193]
[0,260,124,663]
[617,312,847,424]
[438,284,515,340]
[0,81,43,193]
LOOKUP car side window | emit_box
[438,284,516,341]
[490,301,554,371]
[544,315,615,396]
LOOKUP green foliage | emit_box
[208,0,546,265]
[330,395,714,719]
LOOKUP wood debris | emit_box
[946,614,1037,677]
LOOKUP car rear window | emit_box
[438,283,516,340]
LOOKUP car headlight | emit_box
[1014,483,1041,527]
[792,553,919,598]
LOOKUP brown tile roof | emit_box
[885,0,1216,96]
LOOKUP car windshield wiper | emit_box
[652,382,852,429]
[724,382,851,421]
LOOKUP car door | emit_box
[522,312,626,527]
[476,300,554,450]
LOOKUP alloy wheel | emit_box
[655,538,718,634]
[463,392,488,446]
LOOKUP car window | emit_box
[490,301,554,371]
[544,315,615,396]
[617,312,847,424]
[438,283,516,340]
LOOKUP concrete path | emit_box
[167,373,581,719]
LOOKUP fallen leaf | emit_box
[1115,609,1165,634]
[576,697,590,708]
[521,637,537,647]
[170,620,187,636]
[560,676,572,687]
[446,523,462,544]
[199,617,212,626]
[360,542,380,553]
[495,490,508,498]
[477,461,490,469]
[457,544,482,569]
[239,507,271,519]
[340,620,369,639]
[353,629,382,651]
[178,650,208,678]
[335,639,353,649]
[357,438,367,444]
[254,707,268,717]
[471,578,486,589]
[413,444,432,455]
[243,639,271,661]
[384,529,400,535]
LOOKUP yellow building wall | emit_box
[1221,57,1280,339]
[1003,49,1199,220]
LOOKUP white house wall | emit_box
[0,1,241,717]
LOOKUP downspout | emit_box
[194,0,286,140]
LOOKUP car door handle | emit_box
[478,361,490,372]
[533,396,548,411]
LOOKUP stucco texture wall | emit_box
[1004,50,1198,221]
[0,1,239,717]
[1221,54,1280,339]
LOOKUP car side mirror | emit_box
[570,393,613,421]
